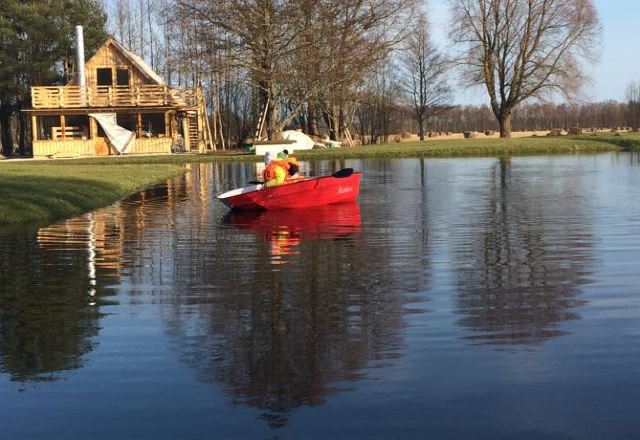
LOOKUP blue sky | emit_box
[428,0,640,104]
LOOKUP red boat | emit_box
[224,202,361,264]
[225,202,361,236]
[217,168,360,210]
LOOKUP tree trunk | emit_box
[498,112,512,138]
[328,110,339,141]
[18,110,29,156]
[266,101,281,140]
[307,110,319,137]
[0,107,13,156]
[418,118,425,141]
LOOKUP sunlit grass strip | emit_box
[0,163,185,227]
[577,132,640,151]
[295,135,632,160]
[25,133,640,165]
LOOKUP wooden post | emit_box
[60,115,66,140]
[137,113,142,137]
[171,112,178,142]
[218,111,225,151]
[344,127,354,147]
[182,117,190,151]
[201,93,214,151]
[90,116,97,139]
[214,102,218,150]
[165,111,171,137]
[31,115,38,142]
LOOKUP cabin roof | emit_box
[81,37,165,85]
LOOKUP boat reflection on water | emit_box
[224,202,361,264]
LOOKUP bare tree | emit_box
[176,0,416,141]
[402,13,451,141]
[450,0,601,137]
[626,82,640,131]
[356,60,404,144]
[314,0,417,141]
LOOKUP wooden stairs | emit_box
[178,88,220,152]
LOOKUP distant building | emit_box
[25,37,212,157]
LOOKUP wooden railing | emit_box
[31,85,201,109]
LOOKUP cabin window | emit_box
[97,68,113,86]
[116,69,129,86]
[64,115,90,139]
[116,113,137,133]
[140,113,166,137]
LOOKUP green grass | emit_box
[574,131,640,151]
[30,151,260,166]
[0,163,185,227]
[2,132,638,227]
[295,132,640,160]
[26,132,640,165]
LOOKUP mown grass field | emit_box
[0,163,184,227]
[293,132,640,160]
[1,132,638,227]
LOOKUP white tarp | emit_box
[282,130,315,150]
[89,113,135,154]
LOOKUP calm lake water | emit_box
[1,154,640,439]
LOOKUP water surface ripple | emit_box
[1,154,639,439]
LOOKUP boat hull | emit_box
[218,172,360,210]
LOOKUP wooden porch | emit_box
[31,85,202,109]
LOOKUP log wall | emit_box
[33,138,172,157]
[85,42,148,86]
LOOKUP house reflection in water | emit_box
[0,166,204,382]
[0,219,111,382]
[1,162,433,429]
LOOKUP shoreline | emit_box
[1,133,638,227]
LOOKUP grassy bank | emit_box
[23,132,640,166]
[0,163,184,227]
[294,132,640,160]
[1,132,638,227]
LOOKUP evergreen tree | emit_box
[0,0,108,155]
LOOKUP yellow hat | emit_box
[288,157,298,165]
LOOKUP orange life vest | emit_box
[263,160,290,182]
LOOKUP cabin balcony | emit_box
[31,85,201,109]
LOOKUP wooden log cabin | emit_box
[26,37,212,157]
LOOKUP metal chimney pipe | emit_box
[75,25,86,87]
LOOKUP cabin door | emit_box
[95,137,109,156]
[91,116,110,156]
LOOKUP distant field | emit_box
[294,132,640,160]
[1,132,638,227]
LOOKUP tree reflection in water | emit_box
[455,158,595,345]
[159,185,431,428]
[0,161,434,427]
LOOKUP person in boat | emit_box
[276,149,289,160]
[263,159,290,187]
[287,157,301,178]
[262,157,301,188]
